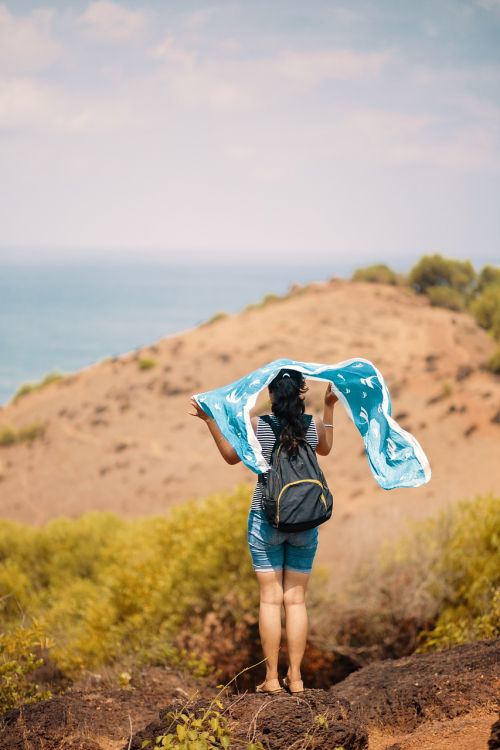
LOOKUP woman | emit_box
[189,368,337,694]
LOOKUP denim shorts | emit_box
[247,510,319,574]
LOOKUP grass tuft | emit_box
[137,357,157,370]
[0,421,45,447]
[12,372,64,402]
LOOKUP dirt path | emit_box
[369,708,497,750]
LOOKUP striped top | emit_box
[250,414,319,513]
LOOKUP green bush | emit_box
[0,621,53,712]
[418,494,500,650]
[476,264,500,294]
[1,484,497,713]
[0,487,256,682]
[487,346,500,374]
[469,284,500,340]
[426,285,465,311]
[352,264,401,285]
[408,254,476,295]
[310,493,500,659]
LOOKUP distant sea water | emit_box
[0,260,349,406]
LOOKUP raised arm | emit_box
[315,382,338,456]
[188,397,242,465]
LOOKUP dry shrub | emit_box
[427,285,465,311]
[351,264,402,285]
[470,284,500,340]
[487,346,500,374]
[308,493,499,662]
[1,486,497,708]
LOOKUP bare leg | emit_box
[283,569,310,682]
[255,570,284,680]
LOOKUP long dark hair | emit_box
[268,368,308,454]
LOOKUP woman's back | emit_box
[250,414,319,513]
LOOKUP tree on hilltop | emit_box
[408,253,476,295]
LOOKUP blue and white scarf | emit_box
[193,357,431,490]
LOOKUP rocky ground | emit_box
[1,639,498,750]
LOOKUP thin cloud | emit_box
[272,48,393,86]
[146,40,394,110]
[0,77,61,131]
[179,6,223,30]
[331,108,500,170]
[0,74,147,134]
[77,1,147,43]
[476,0,500,13]
[149,34,197,68]
[0,4,61,74]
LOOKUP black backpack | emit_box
[257,414,334,532]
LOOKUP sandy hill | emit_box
[1,278,499,590]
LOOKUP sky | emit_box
[0,0,499,267]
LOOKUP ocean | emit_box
[0,260,344,406]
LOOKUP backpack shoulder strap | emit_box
[302,414,313,430]
[258,416,282,483]
[260,414,282,440]
[296,414,314,446]
[261,414,312,440]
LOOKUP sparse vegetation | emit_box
[0,621,53,712]
[476,264,500,294]
[352,263,402,285]
[0,484,497,719]
[244,293,284,312]
[441,380,453,398]
[348,255,500,340]
[140,660,336,750]
[426,285,465,311]
[487,346,500,374]
[143,676,268,750]
[418,494,500,651]
[0,487,256,689]
[145,704,235,750]
[0,425,16,446]
[469,284,500,340]
[12,372,64,402]
[309,493,499,661]
[203,312,230,326]
[349,256,500,343]
[138,357,158,370]
[261,293,281,305]
[0,421,45,447]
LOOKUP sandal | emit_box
[283,676,304,694]
[256,678,284,694]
